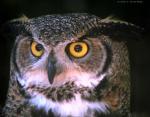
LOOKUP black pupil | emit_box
[36,44,43,51]
[74,45,82,52]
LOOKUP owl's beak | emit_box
[47,51,56,84]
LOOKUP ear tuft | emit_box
[0,15,29,50]
[101,15,129,25]
[10,14,29,23]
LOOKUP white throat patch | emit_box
[29,93,109,117]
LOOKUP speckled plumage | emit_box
[1,13,141,117]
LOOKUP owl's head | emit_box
[11,14,112,89]
[4,13,141,116]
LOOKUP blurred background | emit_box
[0,0,149,116]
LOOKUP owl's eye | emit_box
[67,41,89,58]
[31,41,44,57]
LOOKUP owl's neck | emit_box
[27,82,109,117]
[30,93,109,117]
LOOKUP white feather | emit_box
[74,73,107,89]
[29,93,109,117]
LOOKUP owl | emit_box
[1,13,141,117]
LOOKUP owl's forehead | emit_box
[28,14,100,44]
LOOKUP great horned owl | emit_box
[1,13,141,117]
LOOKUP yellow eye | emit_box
[31,41,44,57]
[68,41,89,58]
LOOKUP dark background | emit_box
[0,0,150,116]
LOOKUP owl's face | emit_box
[16,35,107,88]
[9,14,130,116]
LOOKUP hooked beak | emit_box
[47,51,56,84]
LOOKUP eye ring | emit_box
[31,41,44,57]
[67,41,89,58]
